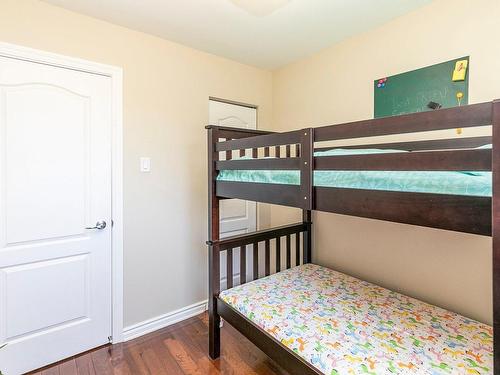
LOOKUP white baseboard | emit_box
[123,300,208,341]
[122,274,242,342]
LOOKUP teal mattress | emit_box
[217,147,492,197]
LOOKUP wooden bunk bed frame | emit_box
[207,100,500,375]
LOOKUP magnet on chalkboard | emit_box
[427,101,442,110]
[452,60,468,81]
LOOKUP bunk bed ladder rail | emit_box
[493,99,500,375]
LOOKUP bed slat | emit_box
[295,233,300,266]
[303,211,312,263]
[265,239,270,276]
[253,242,258,280]
[225,138,232,160]
[216,157,300,170]
[276,237,281,272]
[240,245,246,285]
[226,248,233,289]
[286,234,291,269]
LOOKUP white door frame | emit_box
[0,42,124,343]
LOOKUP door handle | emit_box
[85,220,107,230]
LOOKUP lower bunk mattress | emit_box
[219,264,493,374]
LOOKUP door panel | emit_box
[0,56,112,375]
[219,199,255,233]
[208,100,257,288]
[3,254,89,339]
[4,84,89,244]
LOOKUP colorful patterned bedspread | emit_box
[219,264,493,374]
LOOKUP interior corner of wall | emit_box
[257,203,271,230]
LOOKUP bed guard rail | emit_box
[207,125,313,209]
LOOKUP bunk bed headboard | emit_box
[213,127,314,209]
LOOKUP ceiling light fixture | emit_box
[229,0,291,16]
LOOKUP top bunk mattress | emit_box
[219,264,493,374]
[216,147,492,197]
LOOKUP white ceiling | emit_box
[42,0,432,69]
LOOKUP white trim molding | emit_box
[0,42,125,343]
[123,300,208,342]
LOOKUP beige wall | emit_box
[271,0,500,324]
[0,0,273,327]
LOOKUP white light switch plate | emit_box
[140,157,151,172]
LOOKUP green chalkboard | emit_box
[374,57,469,118]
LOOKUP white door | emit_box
[209,100,257,287]
[0,56,112,374]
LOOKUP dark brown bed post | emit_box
[493,100,500,374]
[207,127,221,359]
[300,128,313,264]
[302,210,312,263]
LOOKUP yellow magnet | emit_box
[452,60,468,81]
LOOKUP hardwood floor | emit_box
[29,313,288,375]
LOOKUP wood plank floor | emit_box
[29,313,288,375]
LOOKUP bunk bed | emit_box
[206,100,499,374]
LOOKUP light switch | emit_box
[140,157,151,172]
